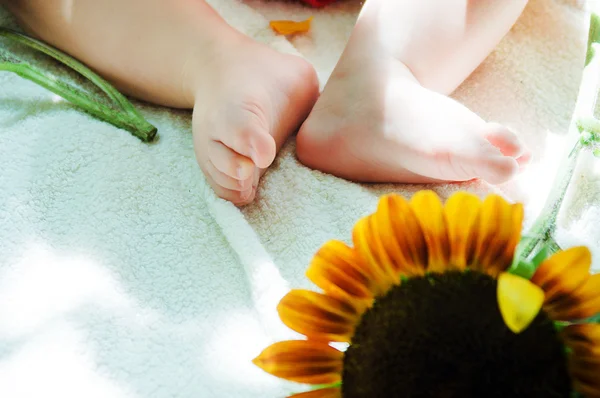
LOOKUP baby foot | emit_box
[191,35,319,205]
[297,48,529,185]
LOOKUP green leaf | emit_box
[311,382,342,390]
[580,131,595,146]
[577,117,600,138]
[585,313,600,324]
[508,259,537,280]
[532,244,553,266]
[0,27,156,142]
[553,321,569,332]
[510,239,559,279]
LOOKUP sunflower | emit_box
[252,191,600,398]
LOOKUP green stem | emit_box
[0,27,157,142]
[518,141,584,262]
[0,62,154,140]
[514,14,600,267]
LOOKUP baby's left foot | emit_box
[297,41,530,185]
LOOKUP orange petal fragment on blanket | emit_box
[270,17,313,35]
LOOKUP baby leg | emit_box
[297,0,530,184]
[8,0,319,204]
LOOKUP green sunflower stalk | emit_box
[252,12,600,398]
[513,11,600,274]
[0,27,157,142]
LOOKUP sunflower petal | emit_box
[253,340,343,385]
[269,17,313,35]
[562,324,600,357]
[502,204,524,267]
[547,273,600,321]
[561,324,600,398]
[472,195,522,276]
[572,381,600,398]
[497,272,545,334]
[531,246,592,306]
[352,216,398,295]
[410,191,450,273]
[375,194,428,276]
[444,192,482,269]
[278,289,361,342]
[568,348,600,397]
[307,240,375,303]
[289,387,342,398]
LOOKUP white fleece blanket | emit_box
[0,1,598,397]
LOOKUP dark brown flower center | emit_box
[342,271,571,398]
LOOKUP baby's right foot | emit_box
[190,34,319,205]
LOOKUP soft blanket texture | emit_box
[0,1,598,397]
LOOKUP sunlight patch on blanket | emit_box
[0,320,135,398]
[0,242,142,339]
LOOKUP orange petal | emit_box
[502,203,524,269]
[562,324,600,357]
[444,192,482,269]
[307,240,375,303]
[572,381,600,398]
[289,387,342,398]
[410,191,450,273]
[531,247,592,306]
[375,194,428,276]
[270,17,313,35]
[547,273,600,321]
[278,289,362,342]
[472,195,522,276]
[352,215,399,295]
[567,339,600,397]
[253,340,343,385]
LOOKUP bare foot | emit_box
[9,0,319,206]
[191,35,319,205]
[297,38,530,185]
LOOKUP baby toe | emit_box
[479,154,520,185]
[483,123,528,159]
[204,159,253,192]
[219,104,278,169]
[207,141,254,181]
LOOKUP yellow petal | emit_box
[277,289,362,342]
[410,191,450,273]
[376,194,428,276]
[502,203,524,268]
[352,216,399,295]
[497,272,545,334]
[530,247,592,306]
[472,195,522,276]
[547,273,600,321]
[270,17,313,35]
[444,192,482,269]
[253,340,343,385]
[289,387,342,398]
[307,240,374,302]
[352,194,430,296]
